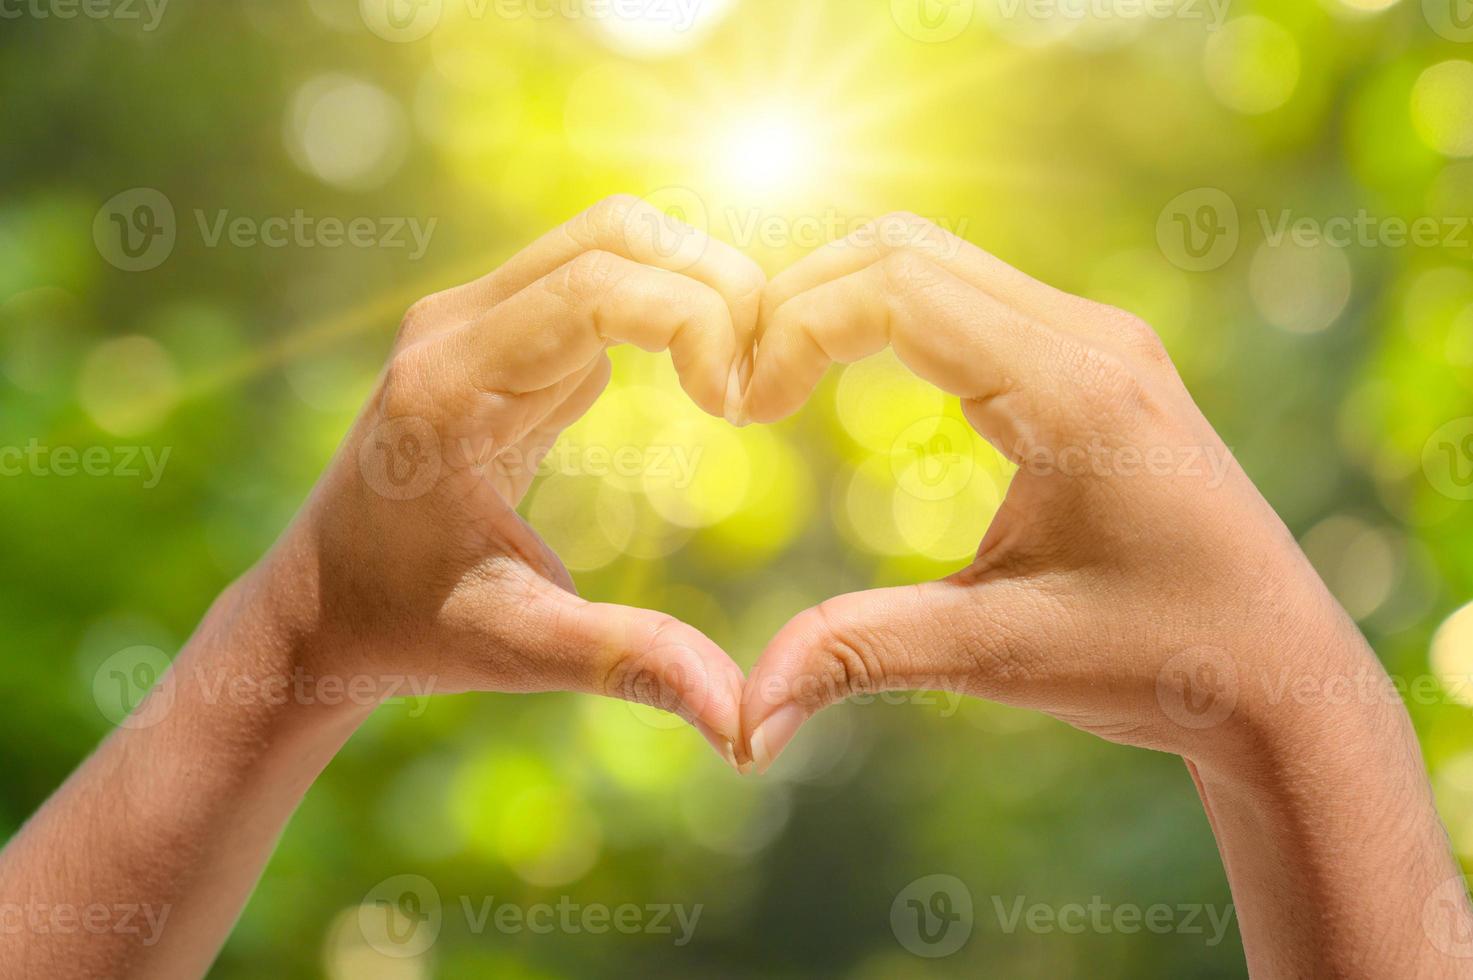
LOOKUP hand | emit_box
[256,195,765,764]
[735,211,1386,776]
[733,213,1470,976]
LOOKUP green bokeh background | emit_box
[3,0,1473,976]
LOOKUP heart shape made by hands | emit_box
[356,196,1256,787]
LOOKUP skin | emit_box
[0,201,1467,977]
[736,212,1473,977]
[0,197,762,979]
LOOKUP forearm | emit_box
[0,567,371,979]
[1190,627,1469,978]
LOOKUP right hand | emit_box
[737,212,1388,778]
[245,196,765,766]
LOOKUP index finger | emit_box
[436,196,766,416]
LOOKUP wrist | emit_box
[180,560,380,741]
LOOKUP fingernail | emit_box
[722,356,741,419]
[749,704,806,775]
[695,721,743,775]
[725,347,755,426]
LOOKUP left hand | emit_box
[733,212,1386,779]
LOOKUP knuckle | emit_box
[722,255,767,306]
[871,211,927,249]
[1092,303,1172,366]
[802,602,886,707]
[690,282,732,327]
[395,294,444,347]
[560,249,623,299]
[878,247,938,293]
[580,194,640,239]
[601,619,688,716]
[1067,344,1160,424]
[379,344,437,420]
[605,655,672,712]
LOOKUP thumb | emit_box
[739,580,1012,774]
[523,587,748,771]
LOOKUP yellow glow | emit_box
[1433,602,1473,706]
[321,907,430,980]
[1203,16,1301,115]
[525,477,633,572]
[834,351,945,453]
[711,107,821,197]
[1412,61,1473,158]
[645,414,752,528]
[705,426,814,566]
[588,0,737,58]
[448,749,602,886]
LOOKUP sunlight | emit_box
[588,0,738,57]
[711,108,820,196]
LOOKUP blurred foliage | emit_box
[3,0,1473,977]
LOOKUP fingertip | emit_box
[749,703,807,775]
[649,627,744,746]
[693,720,744,774]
